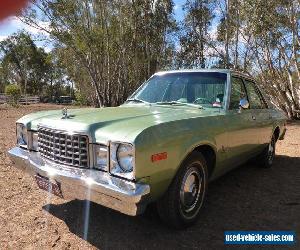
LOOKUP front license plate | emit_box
[35,174,63,198]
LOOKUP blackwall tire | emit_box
[156,151,208,229]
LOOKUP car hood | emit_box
[18,104,220,143]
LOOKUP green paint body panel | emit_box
[16,70,287,202]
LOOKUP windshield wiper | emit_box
[126,98,150,104]
[156,101,181,105]
[156,101,203,109]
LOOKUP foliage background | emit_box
[0,0,299,118]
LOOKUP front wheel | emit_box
[156,152,208,229]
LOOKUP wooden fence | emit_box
[19,96,40,104]
[0,94,40,104]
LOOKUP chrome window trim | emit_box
[242,78,268,110]
[228,75,250,111]
[250,81,269,109]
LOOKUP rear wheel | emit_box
[257,134,276,168]
[156,152,208,229]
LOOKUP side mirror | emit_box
[239,98,249,109]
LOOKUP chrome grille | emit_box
[38,126,89,168]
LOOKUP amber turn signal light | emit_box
[151,152,167,162]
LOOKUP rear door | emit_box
[243,79,273,149]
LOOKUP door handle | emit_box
[252,115,256,120]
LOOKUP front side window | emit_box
[130,72,227,108]
[244,80,265,109]
[229,77,248,109]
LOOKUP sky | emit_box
[0,0,186,52]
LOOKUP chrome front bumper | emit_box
[8,147,150,216]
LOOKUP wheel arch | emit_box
[273,126,280,141]
[178,142,217,179]
[193,144,217,178]
[151,141,218,202]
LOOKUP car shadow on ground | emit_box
[43,155,300,250]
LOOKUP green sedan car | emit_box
[8,69,287,228]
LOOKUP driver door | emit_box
[223,76,259,169]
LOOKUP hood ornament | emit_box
[62,108,68,119]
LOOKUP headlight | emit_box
[94,145,108,171]
[117,144,134,172]
[110,142,134,180]
[16,123,28,147]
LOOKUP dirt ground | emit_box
[0,103,299,250]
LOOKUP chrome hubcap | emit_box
[180,170,202,213]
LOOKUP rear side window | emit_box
[229,77,248,109]
[244,80,266,109]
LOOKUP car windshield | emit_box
[128,72,227,108]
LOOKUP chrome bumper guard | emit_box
[8,147,150,216]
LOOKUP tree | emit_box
[22,0,176,107]
[176,0,214,68]
[43,49,69,101]
[18,0,299,118]
[200,0,299,118]
[0,31,51,95]
[240,0,300,119]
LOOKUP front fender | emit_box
[134,117,223,201]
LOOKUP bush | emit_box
[74,91,87,106]
[5,84,21,106]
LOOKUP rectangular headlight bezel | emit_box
[16,123,28,149]
[16,123,39,151]
[93,144,109,171]
[28,131,38,151]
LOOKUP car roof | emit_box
[154,69,254,81]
